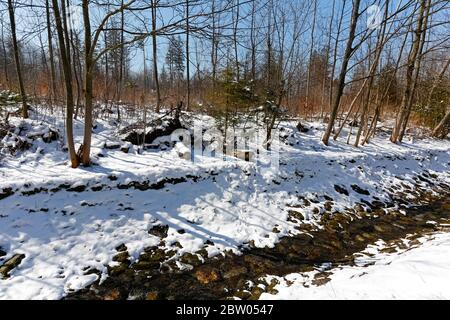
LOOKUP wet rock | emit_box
[195,266,221,284]
[172,241,183,249]
[104,288,125,300]
[145,291,159,300]
[351,184,370,196]
[196,249,209,260]
[334,185,349,196]
[234,290,252,300]
[107,264,128,276]
[324,201,333,212]
[302,198,311,206]
[112,252,130,264]
[180,253,202,267]
[115,244,127,252]
[139,247,171,263]
[222,266,248,279]
[0,254,25,279]
[312,272,332,286]
[266,278,280,295]
[288,210,304,221]
[243,255,278,275]
[133,260,160,271]
[249,286,265,300]
[0,248,6,258]
[148,225,169,238]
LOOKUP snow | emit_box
[261,232,450,300]
[1,109,450,299]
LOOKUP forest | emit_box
[0,0,450,302]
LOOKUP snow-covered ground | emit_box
[1,110,450,299]
[261,232,450,300]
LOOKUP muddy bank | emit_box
[66,184,450,300]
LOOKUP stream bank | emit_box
[66,185,450,300]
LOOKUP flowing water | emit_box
[67,193,450,300]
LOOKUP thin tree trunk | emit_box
[322,0,361,146]
[433,110,450,138]
[333,77,368,140]
[321,0,335,119]
[7,0,28,118]
[81,0,93,166]
[328,0,347,118]
[46,0,57,109]
[398,0,431,142]
[151,0,161,112]
[233,0,240,82]
[428,56,450,105]
[391,0,428,143]
[305,0,317,120]
[211,0,219,87]
[51,0,78,168]
[185,0,190,111]
[1,18,10,89]
[117,0,125,122]
[355,0,389,147]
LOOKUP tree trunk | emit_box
[1,18,10,89]
[81,0,93,166]
[321,0,335,119]
[233,0,240,82]
[52,0,78,168]
[185,0,190,111]
[355,0,389,147]
[328,0,347,119]
[151,0,161,113]
[432,109,450,138]
[7,0,28,118]
[46,0,57,109]
[322,0,361,146]
[305,0,317,120]
[427,56,450,107]
[397,0,431,142]
[391,0,428,143]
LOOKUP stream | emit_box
[66,191,450,300]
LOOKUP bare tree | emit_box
[45,0,57,109]
[322,0,361,146]
[52,0,78,168]
[391,0,430,143]
[7,0,28,118]
[185,0,190,111]
[151,0,161,113]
